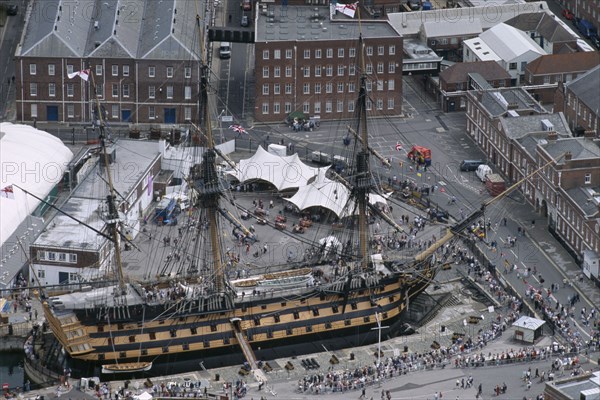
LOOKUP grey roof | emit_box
[566,186,600,217]
[256,6,400,42]
[421,19,481,38]
[387,1,551,38]
[503,113,570,140]
[506,12,577,43]
[565,65,600,116]
[35,140,160,251]
[540,137,600,165]
[477,88,545,117]
[20,0,200,60]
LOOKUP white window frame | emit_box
[112,83,119,98]
[337,65,344,76]
[366,46,373,56]
[148,106,156,119]
[112,104,119,118]
[378,45,384,55]
[315,49,322,58]
[274,49,281,59]
[303,49,310,59]
[262,84,269,95]
[285,49,292,59]
[184,106,192,121]
[148,66,155,77]
[274,66,281,78]
[349,48,356,57]
[123,65,130,76]
[262,103,269,114]
[184,67,191,78]
[66,83,74,97]
[338,48,344,58]
[263,50,270,60]
[31,104,38,118]
[184,86,192,100]
[66,64,74,74]
[96,65,103,76]
[314,83,321,94]
[67,104,75,118]
[166,85,173,99]
[274,102,281,114]
[166,66,174,78]
[303,83,310,95]
[30,64,37,75]
[314,102,321,114]
[285,102,292,113]
[112,65,118,76]
[274,83,280,95]
[263,66,269,78]
[149,86,155,99]
[389,45,395,55]
[122,84,129,98]
[388,79,395,91]
[48,64,55,76]
[48,83,56,97]
[326,48,333,58]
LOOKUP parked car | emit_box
[240,15,249,27]
[562,9,574,20]
[460,159,484,172]
[7,5,18,15]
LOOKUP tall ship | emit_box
[30,20,484,380]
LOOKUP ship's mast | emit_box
[195,11,225,292]
[89,72,127,295]
[354,34,371,270]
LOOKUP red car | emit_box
[562,9,574,20]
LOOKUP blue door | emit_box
[121,109,131,122]
[47,105,59,121]
[164,108,176,124]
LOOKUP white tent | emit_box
[227,146,321,191]
[0,123,73,245]
[285,169,390,218]
[134,391,153,400]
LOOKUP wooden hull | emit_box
[42,268,435,379]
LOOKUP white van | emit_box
[476,164,492,182]
[219,42,231,59]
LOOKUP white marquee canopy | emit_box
[285,169,390,218]
[228,146,322,191]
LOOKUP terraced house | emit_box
[15,0,201,124]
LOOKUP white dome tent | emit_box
[0,123,73,245]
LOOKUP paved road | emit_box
[0,0,27,119]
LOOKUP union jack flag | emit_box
[229,124,248,135]
[335,2,358,18]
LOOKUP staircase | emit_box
[230,318,267,384]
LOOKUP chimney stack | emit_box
[547,131,558,141]
[583,130,596,139]
[564,151,572,161]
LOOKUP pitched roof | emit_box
[479,23,545,61]
[19,0,200,60]
[565,65,600,114]
[506,13,577,44]
[540,136,600,165]
[439,61,510,84]
[526,52,600,76]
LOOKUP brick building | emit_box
[524,52,600,103]
[437,61,511,112]
[556,0,600,34]
[554,65,600,136]
[466,86,600,267]
[254,6,403,123]
[16,0,201,125]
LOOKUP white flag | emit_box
[335,2,358,18]
[0,185,15,199]
[67,69,90,81]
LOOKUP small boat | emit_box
[101,362,153,374]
